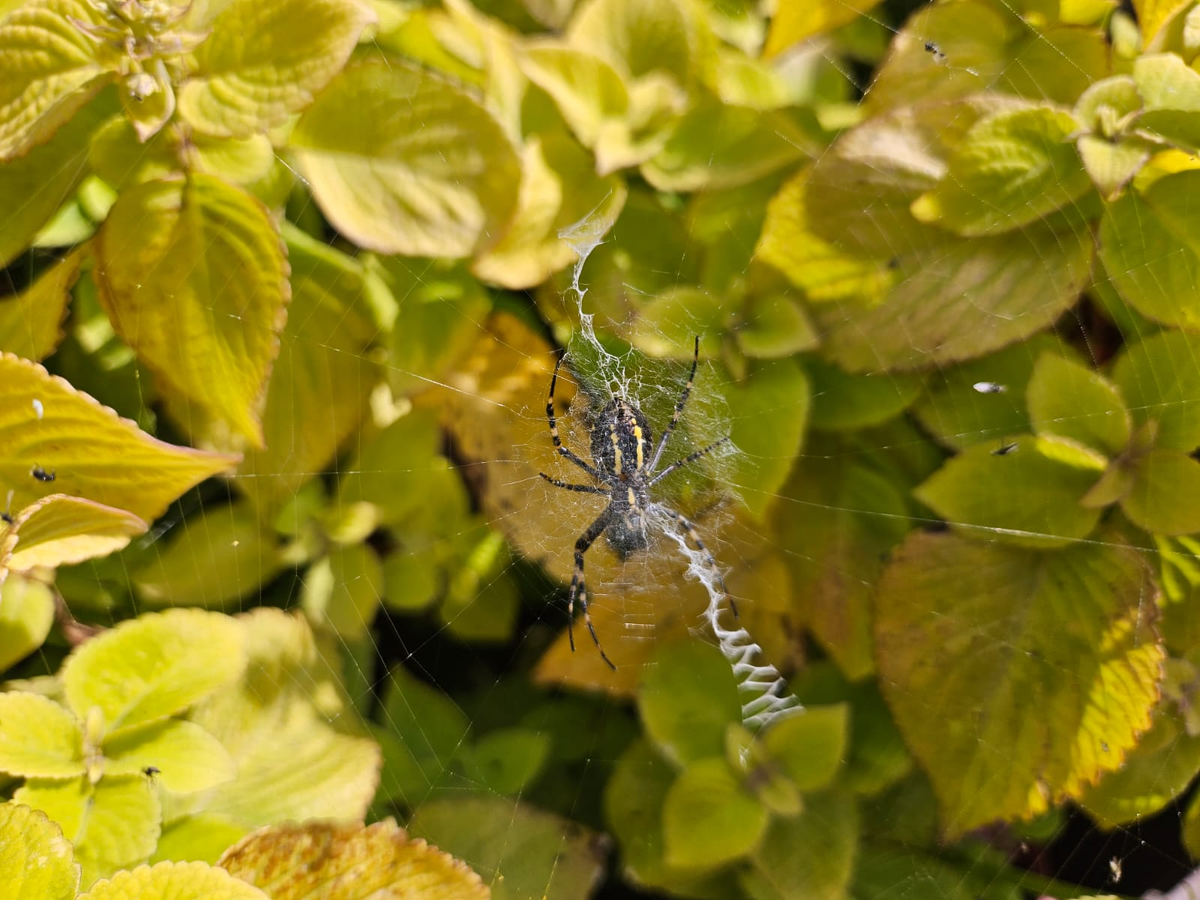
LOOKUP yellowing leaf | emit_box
[79,860,270,900]
[18,776,162,888]
[0,803,79,900]
[103,719,237,795]
[567,0,698,87]
[1112,329,1200,451]
[0,574,55,671]
[218,820,489,899]
[178,0,375,138]
[0,247,82,360]
[6,494,147,572]
[291,58,520,258]
[764,0,883,56]
[94,174,289,446]
[1122,449,1200,536]
[0,0,111,160]
[0,692,84,779]
[0,353,239,523]
[61,608,247,735]
[875,532,1162,837]
[0,90,115,268]
[1026,353,1130,455]
[1133,0,1191,43]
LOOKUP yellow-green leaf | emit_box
[0,248,82,360]
[1026,352,1131,455]
[218,820,489,899]
[6,494,147,572]
[1122,449,1200,536]
[152,814,249,866]
[662,757,768,870]
[0,692,84,779]
[103,719,237,794]
[17,776,162,887]
[914,434,1105,547]
[133,501,284,610]
[1133,0,1191,45]
[178,0,375,138]
[291,58,520,258]
[94,174,289,446]
[875,532,1162,837]
[0,353,239,523]
[0,803,79,900]
[0,574,55,670]
[61,608,247,735]
[79,861,270,900]
[1112,329,1200,451]
[0,90,115,267]
[0,0,111,160]
[911,106,1091,236]
[764,0,883,56]
[739,792,858,900]
[301,543,383,640]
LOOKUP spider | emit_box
[540,337,735,670]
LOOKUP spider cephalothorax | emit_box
[540,337,735,669]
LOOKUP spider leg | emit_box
[568,511,616,670]
[648,335,700,474]
[649,436,731,486]
[658,507,738,618]
[539,473,607,494]
[547,355,602,478]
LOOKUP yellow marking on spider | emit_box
[633,422,645,469]
[610,423,622,475]
[627,487,636,507]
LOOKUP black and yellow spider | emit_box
[540,337,735,670]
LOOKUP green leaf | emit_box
[1132,53,1200,147]
[875,532,1162,836]
[178,0,374,138]
[1122,449,1200,536]
[739,792,858,900]
[807,359,922,432]
[773,449,910,680]
[0,90,114,268]
[0,575,53,670]
[0,0,111,160]
[103,719,236,795]
[1112,329,1200,451]
[914,434,1105,547]
[151,814,248,865]
[61,609,247,735]
[639,640,742,767]
[79,860,270,900]
[291,58,520,258]
[1157,535,1200,654]
[641,93,809,192]
[1100,170,1200,329]
[567,0,697,87]
[462,728,550,795]
[409,795,607,900]
[218,820,488,899]
[761,705,849,792]
[764,0,881,54]
[376,665,469,806]
[1026,352,1130,455]
[18,776,162,888]
[911,106,1091,236]
[0,692,83,779]
[133,502,284,610]
[662,757,768,870]
[735,294,818,359]
[720,357,809,519]
[820,220,1093,372]
[301,543,383,640]
[95,174,289,446]
[0,803,79,900]
[0,247,81,360]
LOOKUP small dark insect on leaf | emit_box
[0,512,11,526]
[143,766,160,778]
[31,465,55,483]
[992,442,1018,456]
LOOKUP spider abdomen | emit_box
[606,501,650,559]
[590,399,653,480]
